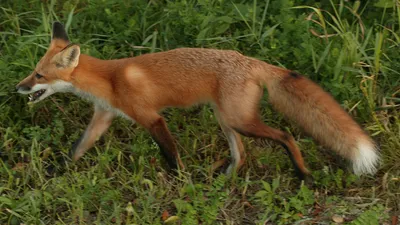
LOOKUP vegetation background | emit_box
[0,0,399,224]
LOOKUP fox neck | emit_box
[69,54,123,105]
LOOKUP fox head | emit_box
[16,22,80,103]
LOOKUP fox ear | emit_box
[52,44,80,68]
[52,22,69,42]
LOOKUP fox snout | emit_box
[16,83,32,93]
[15,77,48,102]
[16,75,36,94]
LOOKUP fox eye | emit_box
[35,73,43,79]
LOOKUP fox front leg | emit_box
[127,109,185,171]
[70,105,115,161]
[147,117,185,170]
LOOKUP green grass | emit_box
[1,0,399,224]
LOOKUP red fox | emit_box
[16,22,379,178]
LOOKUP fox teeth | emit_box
[28,89,46,102]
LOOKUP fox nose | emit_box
[16,84,31,92]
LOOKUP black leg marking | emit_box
[152,138,178,170]
[69,134,84,159]
[281,144,307,180]
[149,118,179,171]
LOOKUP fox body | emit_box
[16,22,379,178]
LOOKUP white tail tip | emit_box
[352,139,379,175]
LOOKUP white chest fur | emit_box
[73,89,133,121]
[49,80,133,121]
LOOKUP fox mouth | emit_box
[28,89,46,102]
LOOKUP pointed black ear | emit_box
[52,22,69,42]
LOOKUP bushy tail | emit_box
[261,63,379,175]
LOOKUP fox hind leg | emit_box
[216,81,310,179]
[214,110,245,175]
[232,120,310,179]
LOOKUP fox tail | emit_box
[260,63,379,175]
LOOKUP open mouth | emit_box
[28,89,46,102]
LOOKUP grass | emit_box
[0,0,399,224]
